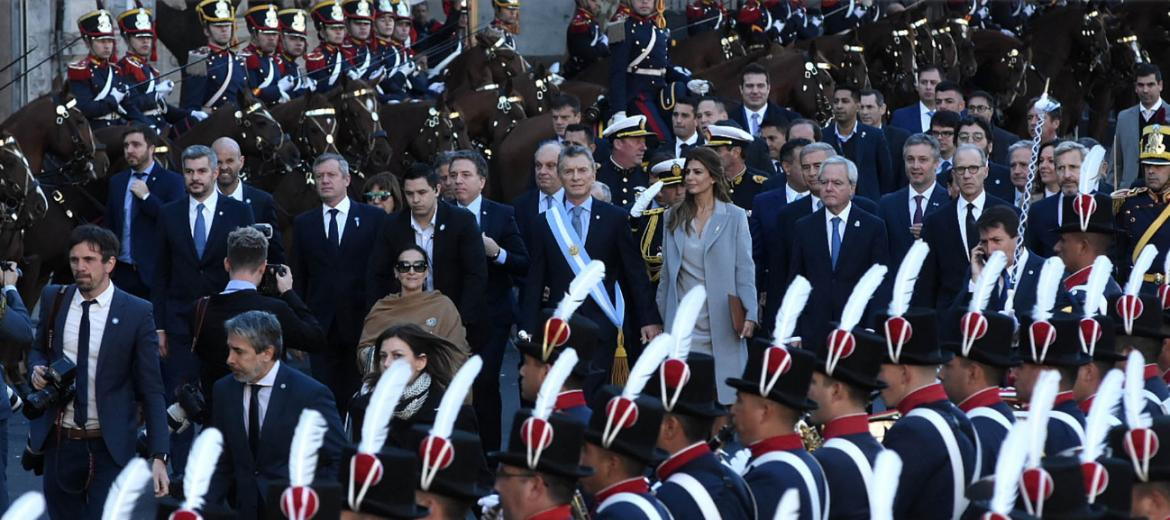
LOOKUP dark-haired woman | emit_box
[362,172,405,214]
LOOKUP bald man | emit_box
[212,137,285,264]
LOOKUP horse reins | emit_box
[44,96,97,185]
[295,107,340,158]
[337,87,389,172]
[235,101,288,166]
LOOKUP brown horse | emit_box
[849,17,920,108]
[945,18,978,82]
[798,34,871,90]
[669,26,747,74]
[969,30,1030,116]
[490,113,555,202]
[0,133,48,381]
[378,100,470,174]
[700,46,834,123]
[175,88,300,175]
[446,87,527,160]
[326,77,394,181]
[93,125,179,176]
[0,89,104,185]
[1085,14,1148,142]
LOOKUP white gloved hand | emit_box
[398,59,417,77]
[673,65,693,77]
[155,79,175,96]
[347,68,365,80]
[723,448,751,475]
[278,75,296,93]
[477,494,500,516]
[600,33,609,46]
[301,76,318,92]
[687,79,711,95]
[110,88,126,104]
[428,81,446,94]
[369,66,387,82]
[190,110,209,122]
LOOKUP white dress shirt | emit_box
[919,101,935,132]
[538,188,565,215]
[220,182,245,202]
[1142,98,1164,121]
[188,190,219,242]
[835,122,856,143]
[808,194,824,213]
[908,182,937,223]
[461,195,507,265]
[785,184,809,204]
[824,202,852,257]
[243,360,281,435]
[322,196,351,242]
[61,282,116,430]
[675,132,699,158]
[564,195,593,239]
[411,208,438,290]
[957,191,988,259]
[745,105,768,136]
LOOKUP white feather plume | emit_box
[969,250,1007,313]
[1025,370,1061,469]
[669,286,706,360]
[101,458,152,520]
[554,260,605,322]
[771,276,811,345]
[1125,350,1152,429]
[869,450,902,520]
[1078,145,1106,195]
[180,428,224,512]
[622,332,673,399]
[1082,256,1114,318]
[1083,369,1124,463]
[430,355,482,440]
[533,348,578,421]
[838,264,888,331]
[3,492,45,520]
[1164,244,1170,283]
[889,240,929,317]
[771,489,800,520]
[358,360,413,455]
[288,409,327,488]
[1031,256,1066,322]
[629,181,664,217]
[1127,245,1158,296]
[989,423,1029,514]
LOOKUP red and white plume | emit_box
[961,250,1006,357]
[1031,256,1066,323]
[1072,145,1106,231]
[543,260,605,358]
[1082,369,1123,503]
[178,428,224,514]
[827,264,887,372]
[602,333,672,448]
[661,287,705,411]
[1078,256,1114,356]
[987,423,1028,518]
[281,409,328,520]
[524,348,578,469]
[2,492,44,520]
[869,450,902,520]
[1020,370,1060,517]
[771,276,811,346]
[1123,350,1159,482]
[421,355,483,491]
[1119,245,1158,335]
[888,240,929,318]
[348,360,413,511]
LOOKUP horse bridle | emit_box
[841,45,870,89]
[43,96,97,185]
[418,106,463,158]
[295,107,340,159]
[235,101,288,165]
[998,47,1033,110]
[337,87,389,169]
[802,59,834,125]
[879,27,917,94]
[1082,10,1109,75]
[0,136,41,229]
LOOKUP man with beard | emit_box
[212,137,284,264]
[104,125,184,299]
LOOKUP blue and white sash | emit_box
[545,202,625,328]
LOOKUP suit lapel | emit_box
[703,205,728,253]
[338,199,361,250]
[896,189,912,229]
[582,199,601,253]
[179,202,200,261]
[93,289,122,385]
[53,286,77,358]
[203,202,229,264]
[929,185,948,211]
[226,379,251,461]
[837,209,862,268]
[811,208,831,268]
[259,365,288,455]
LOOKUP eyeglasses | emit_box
[394,261,428,273]
[968,105,992,113]
[930,129,955,138]
[953,165,984,176]
[365,191,391,203]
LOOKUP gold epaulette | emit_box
[752,175,767,184]
[641,207,666,216]
[1113,187,1147,213]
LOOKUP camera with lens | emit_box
[260,263,287,296]
[23,358,76,420]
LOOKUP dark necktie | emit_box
[913,194,925,225]
[74,300,96,427]
[830,217,842,269]
[679,142,693,157]
[122,172,147,260]
[248,383,261,456]
[965,202,978,252]
[327,208,340,248]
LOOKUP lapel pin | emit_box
[280,383,286,389]
[854,220,860,228]
[218,211,223,216]
[1028,270,1034,276]
[246,198,252,204]
[111,317,119,325]
[355,217,361,228]
[439,224,446,231]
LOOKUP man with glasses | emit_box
[918,144,1013,308]
[928,110,962,176]
[945,117,1013,202]
[966,90,1019,165]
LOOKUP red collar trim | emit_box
[749,433,803,458]
[957,387,1004,413]
[595,477,650,504]
[1079,394,1095,414]
[1053,390,1076,406]
[655,442,710,480]
[575,7,595,20]
[528,504,573,520]
[554,390,586,411]
[822,413,870,439]
[1146,364,1161,381]
[896,383,948,415]
[1163,369,1170,385]
[1063,265,1092,291]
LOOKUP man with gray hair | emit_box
[1024,140,1114,258]
[878,133,950,264]
[152,143,255,473]
[512,140,565,245]
[206,310,345,519]
[788,155,889,352]
[212,136,284,263]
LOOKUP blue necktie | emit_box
[327,208,340,248]
[121,172,146,262]
[193,203,207,258]
[74,300,95,427]
[830,216,842,269]
[570,205,584,239]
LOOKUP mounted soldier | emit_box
[341,0,380,81]
[684,0,727,36]
[116,2,200,135]
[180,0,248,113]
[69,8,140,129]
[490,0,520,50]
[241,4,293,105]
[277,8,315,99]
[306,0,352,93]
[566,0,610,78]
[373,0,428,102]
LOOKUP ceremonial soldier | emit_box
[69,8,138,129]
[341,0,378,80]
[241,4,292,105]
[1058,187,1123,306]
[116,3,202,134]
[630,158,685,292]
[1115,125,1170,285]
[490,0,520,50]
[306,0,351,94]
[181,0,248,113]
[277,8,315,98]
[1110,416,1170,519]
[726,342,828,519]
[566,0,610,78]
[579,341,672,519]
[704,123,768,213]
[1066,257,1126,422]
[684,0,727,36]
[736,0,817,47]
[599,115,655,208]
[373,0,427,103]
[1110,259,1170,417]
[412,0,466,66]
[517,310,601,425]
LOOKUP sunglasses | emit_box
[365,191,392,203]
[395,261,428,273]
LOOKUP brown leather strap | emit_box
[190,296,211,352]
[42,286,69,357]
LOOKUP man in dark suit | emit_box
[919,145,1013,309]
[103,125,185,298]
[967,90,1020,166]
[953,206,1053,318]
[32,225,169,518]
[822,84,895,201]
[789,156,890,352]
[656,97,704,159]
[730,63,800,137]
[513,141,564,248]
[1025,141,1111,257]
[890,66,942,134]
[449,150,528,452]
[948,116,1014,202]
[879,133,950,265]
[207,310,345,519]
[212,137,284,263]
[191,226,324,415]
[290,153,384,410]
[522,145,662,392]
[750,138,811,316]
[860,88,910,189]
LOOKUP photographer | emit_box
[191,226,325,421]
[28,225,169,518]
[0,260,34,510]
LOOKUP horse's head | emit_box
[45,89,102,183]
[930,24,960,80]
[947,18,978,79]
[867,22,918,105]
[796,52,835,126]
[330,78,393,172]
[839,36,871,90]
[908,18,936,71]
[0,133,47,236]
[231,89,297,171]
[411,103,470,162]
[291,94,341,166]
[1079,8,1111,76]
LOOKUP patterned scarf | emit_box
[394,371,431,420]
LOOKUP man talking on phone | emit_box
[956,205,1058,317]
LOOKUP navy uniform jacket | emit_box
[29,284,167,464]
[225,183,285,265]
[277,53,311,100]
[373,38,425,103]
[1114,188,1170,283]
[1063,265,1123,313]
[884,385,979,519]
[181,45,248,111]
[104,163,185,285]
[340,37,374,79]
[477,198,529,324]
[118,54,190,131]
[489,19,517,50]
[151,194,255,339]
[67,55,138,128]
[813,416,884,520]
[958,388,1016,479]
[743,434,829,520]
[1046,394,1086,456]
[877,183,949,264]
[788,204,889,352]
[1145,367,1170,418]
[597,157,650,209]
[822,122,896,200]
[728,167,769,214]
[594,479,672,520]
[654,442,754,520]
[684,0,727,35]
[290,200,384,344]
[207,363,346,519]
[305,43,349,94]
[917,194,1013,309]
[608,14,688,119]
[240,44,285,105]
[566,7,610,77]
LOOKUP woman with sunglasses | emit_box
[362,172,405,213]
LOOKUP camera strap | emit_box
[190,296,211,352]
[41,286,69,358]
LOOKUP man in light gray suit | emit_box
[1115,63,1166,189]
